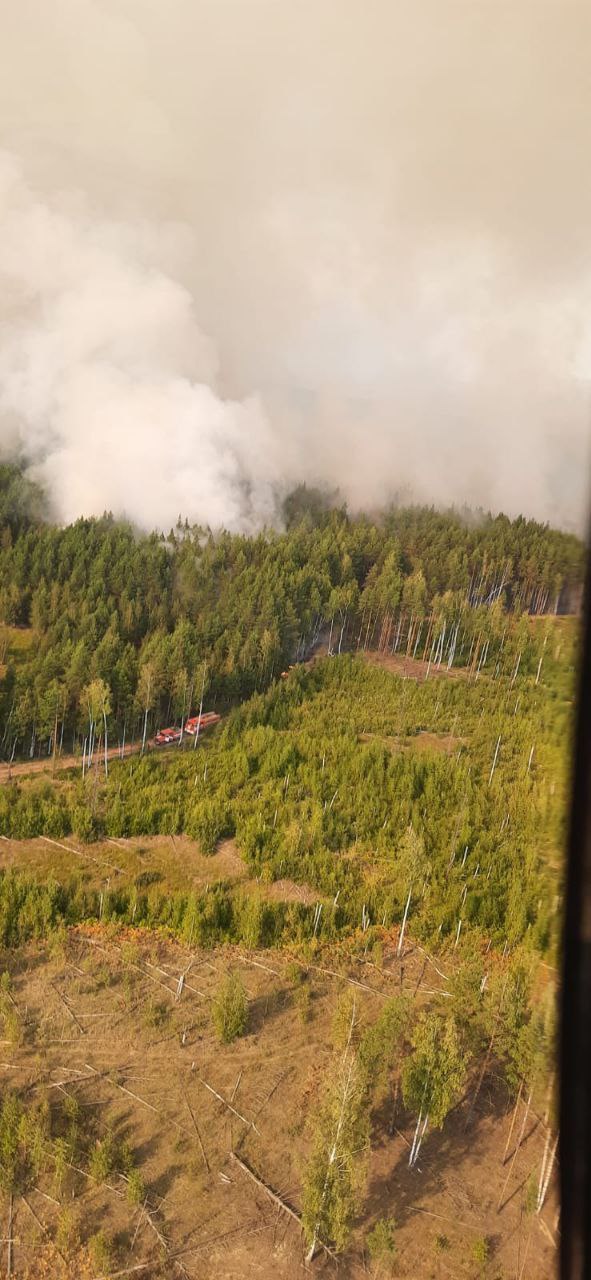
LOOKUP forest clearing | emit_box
[0,925,557,1279]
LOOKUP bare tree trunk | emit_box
[103,709,109,777]
[194,663,207,750]
[7,1192,13,1277]
[327,616,334,655]
[422,617,433,663]
[537,1132,558,1212]
[356,610,366,651]
[411,1110,429,1167]
[397,887,412,956]
[141,706,149,754]
[52,705,58,776]
[510,652,522,688]
[488,736,501,786]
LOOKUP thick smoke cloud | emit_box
[0,155,280,530]
[0,1,590,530]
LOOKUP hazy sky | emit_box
[0,1,590,530]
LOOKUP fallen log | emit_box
[230,1152,337,1262]
[197,1077,260,1134]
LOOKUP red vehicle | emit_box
[154,727,181,746]
[184,711,221,735]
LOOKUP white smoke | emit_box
[0,1,590,531]
[0,154,281,531]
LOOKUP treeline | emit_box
[0,866,344,952]
[0,468,583,760]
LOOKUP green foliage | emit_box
[55,1206,80,1257]
[1,1003,22,1046]
[472,1235,490,1268]
[402,1012,468,1129]
[358,997,410,1096]
[88,1230,113,1275]
[126,1167,146,1207]
[367,1216,397,1265]
[0,488,581,765]
[0,1093,50,1194]
[302,1052,370,1253]
[52,1136,70,1194]
[0,463,47,535]
[89,1132,117,1183]
[331,988,359,1051]
[142,998,170,1030]
[0,1094,23,1193]
[0,493,577,1160]
[212,971,248,1044]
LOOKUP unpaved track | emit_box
[0,740,150,784]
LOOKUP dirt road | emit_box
[0,741,143,785]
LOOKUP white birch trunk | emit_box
[398,887,412,956]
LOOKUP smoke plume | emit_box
[0,1,590,531]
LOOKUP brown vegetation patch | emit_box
[411,730,466,755]
[362,649,469,682]
[0,932,557,1280]
[359,730,465,756]
[258,878,319,905]
[0,834,249,894]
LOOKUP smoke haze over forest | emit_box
[0,1,590,532]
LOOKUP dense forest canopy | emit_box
[0,466,584,758]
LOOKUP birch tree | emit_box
[80,679,111,776]
[136,661,159,754]
[302,1048,369,1258]
[402,1013,468,1167]
[395,825,428,955]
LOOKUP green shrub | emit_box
[56,1206,79,1257]
[472,1235,490,1269]
[212,971,248,1044]
[126,1167,146,1207]
[89,1133,116,1183]
[88,1230,113,1274]
[367,1216,397,1265]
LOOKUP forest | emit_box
[0,463,583,761]
[0,462,580,1277]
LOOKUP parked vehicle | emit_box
[154,712,221,746]
[154,727,182,745]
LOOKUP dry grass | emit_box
[0,928,557,1280]
[361,649,469,683]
